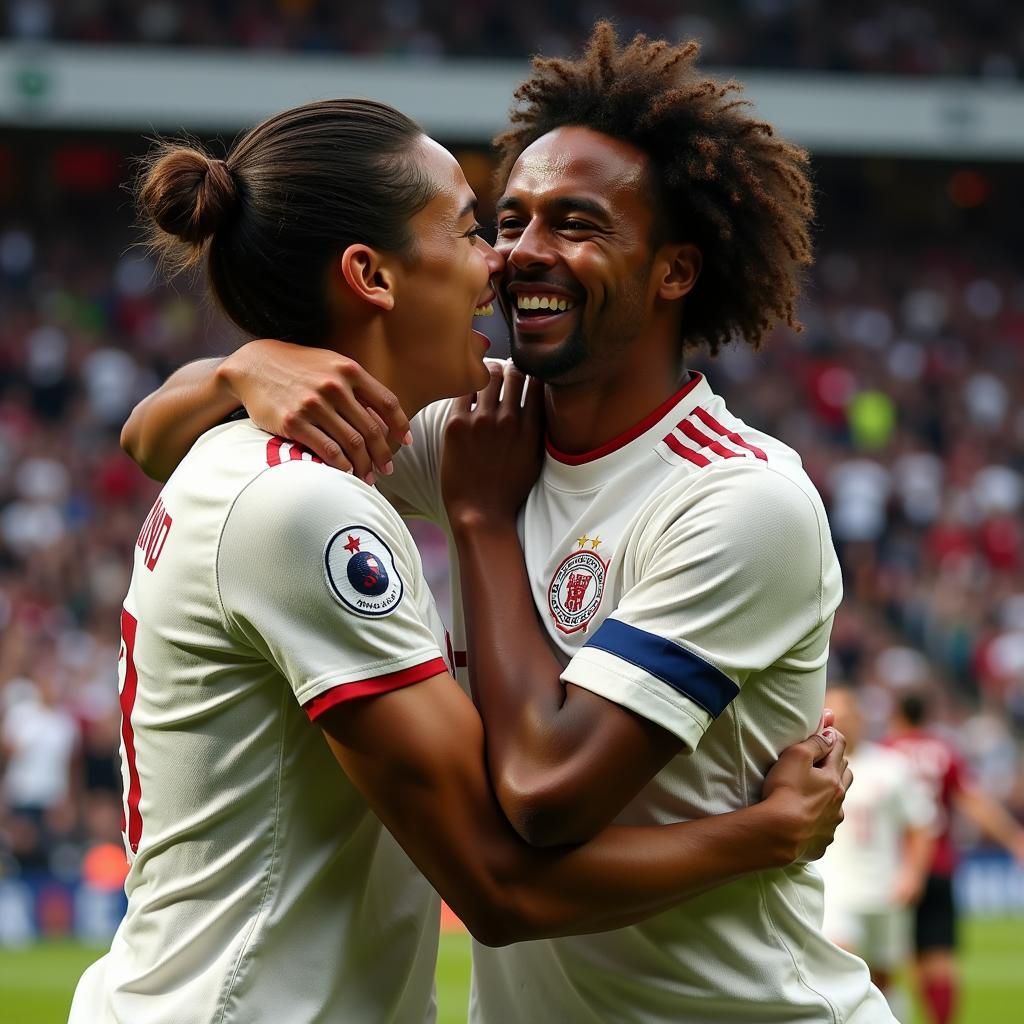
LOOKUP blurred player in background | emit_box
[887,692,1024,1024]
[125,24,894,1022]
[817,683,936,1017]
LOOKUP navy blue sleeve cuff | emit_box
[584,618,739,718]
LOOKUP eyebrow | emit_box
[457,196,479,221]
[495,195,611,221]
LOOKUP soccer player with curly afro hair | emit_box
[493,20,814,363]
[123,22,892,1023]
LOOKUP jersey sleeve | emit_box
[376,359,510,526]
[217,462,446,720]
[376,396,453,526]
[560,463,840,750]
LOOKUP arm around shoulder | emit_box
[121,357,235,481]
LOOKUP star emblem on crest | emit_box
[344,534,362,554]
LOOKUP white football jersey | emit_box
[818,742,936,913]
[383,369,894,1023]
[70,420,448,1024]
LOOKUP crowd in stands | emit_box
[0,155,1022,883]
[2,0,1022,78]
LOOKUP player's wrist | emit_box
[761,788,829,867]
[742,796,803,869]
[214,349,247,404]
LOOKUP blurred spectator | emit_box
[2,1,1022,79]
[1,675,78,870]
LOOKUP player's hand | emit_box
[441,362,544,528]
[760,727,853,864]
[218,339,412,482]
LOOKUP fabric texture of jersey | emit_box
[381,367,894,1023]
[70,420,445,1024]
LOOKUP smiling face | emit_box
[495,126,668,385]
[387,136,501,404]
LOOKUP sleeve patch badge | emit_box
[548,543,609,635]
[324,525,404,617]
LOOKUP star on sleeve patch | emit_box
[324,525,404,617]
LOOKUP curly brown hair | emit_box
[494,22,814,355]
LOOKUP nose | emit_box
[480,237,505,277]
[503,219,557,272]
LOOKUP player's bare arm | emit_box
[953,787,1024,865]
[317,665,849,945]
[121,340,410,483]
[440,362,684,843]
[442,364,846,847]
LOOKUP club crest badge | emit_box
[548,535,608,634]
[325,525,404,617]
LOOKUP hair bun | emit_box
[140,147,239,247]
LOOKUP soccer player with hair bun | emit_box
[123,24,891,1023]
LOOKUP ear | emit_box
[655,243,702,302]
[338,244,396,312]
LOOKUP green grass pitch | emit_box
[1,919,1021,1023]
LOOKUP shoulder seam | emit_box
[214,463,280,641]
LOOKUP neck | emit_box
[326,321,427,425]
[543,336,687,456]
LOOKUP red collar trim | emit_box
[545,373,703,466]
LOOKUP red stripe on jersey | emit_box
[119,608,143,854]
[663,433,711,467]
[288,443,323,463]
[445,631,456,675]
[303,657,447,720]
[546,373,703,465]
[454,650,468,668]
[692,407,767,461]
[678,419,743,460]
[266,436,323,466]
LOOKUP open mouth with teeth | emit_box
[506,291,581,337]
[516,295,577,316]
[473,302,494,317]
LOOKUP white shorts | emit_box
[823,905,911,971]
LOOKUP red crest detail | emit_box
[547,548,609,635]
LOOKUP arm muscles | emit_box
[455,520,680,846]
[121,357,234,480]
[319,672,792,946]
